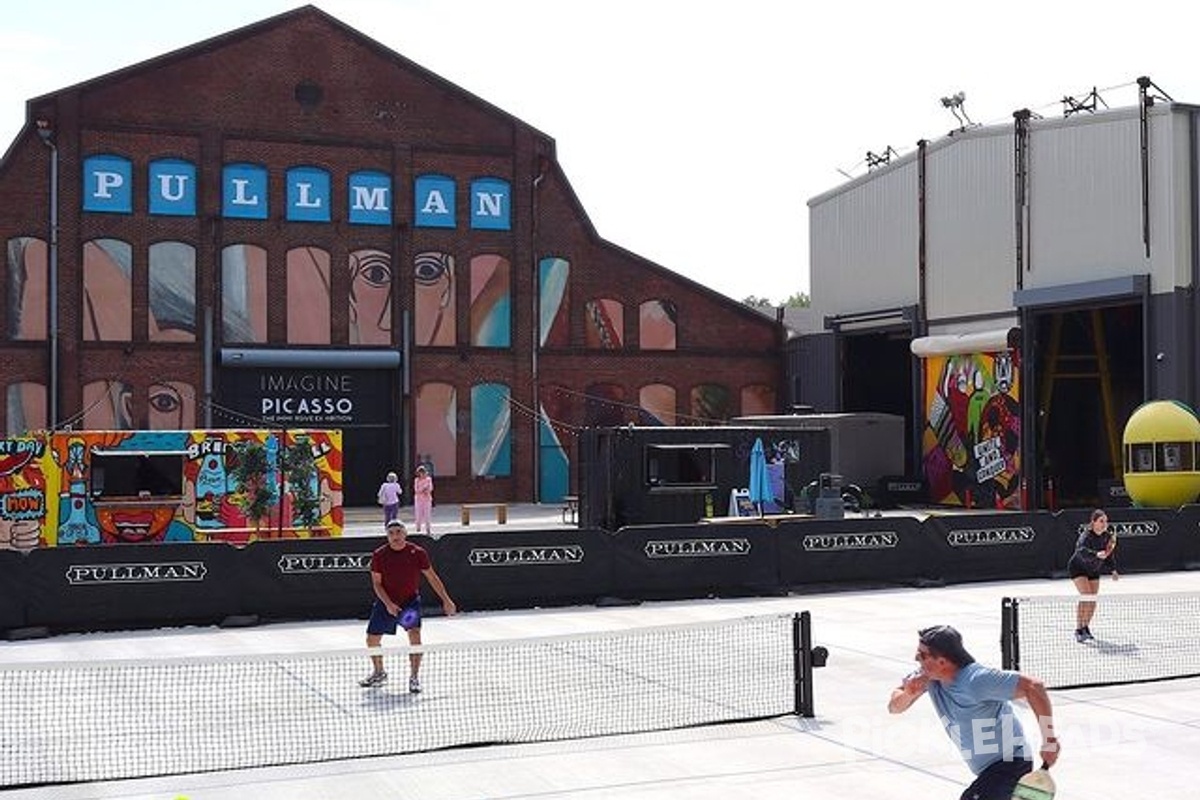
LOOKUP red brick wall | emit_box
[0,7,782,503]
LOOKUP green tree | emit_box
[784,292,810,308]
[230,440,274,529]
[283,436,320,529]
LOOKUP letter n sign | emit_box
[470,178,511,230]
[82,155,133,214]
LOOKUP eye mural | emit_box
[348,249,393,345]
[414,251,455,346]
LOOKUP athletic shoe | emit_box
[1074,629,1087,643]
[359,670,387,687]
[409,676,422,694]
[1081,626,1095,641]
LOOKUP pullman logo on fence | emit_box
[644,539,750,558]
[277,553,372,573]
[1081,520,1159,538]
[468,545,584,566]
[802,532,899,552]
[946,527,1035,547]
[65,562,208,585]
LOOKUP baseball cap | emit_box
[918,625,975,666]
[385,519,406,530]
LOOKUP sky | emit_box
[3,0,1199,304]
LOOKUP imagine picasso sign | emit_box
[81,155,512,230]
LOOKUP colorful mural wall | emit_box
[0,429,343,549]
[921,350,1022,508]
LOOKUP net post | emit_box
[1000,597,1019,670]
[793,611,815,717]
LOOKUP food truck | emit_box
[0,428,343,548]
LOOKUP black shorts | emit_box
[1067,554,1101,580]
[961,758,1032,800]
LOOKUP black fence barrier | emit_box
[23,542,245,634]
[777,516,938,587]
[612,523,779,601]
[1057,507,1186,574]
[921,513,1059,582]
[432,528,615,611]
[1178,506,1200,568]
[0,550,28,631]
[234,535,401,622]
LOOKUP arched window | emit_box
[539,257,570,347]
[414,251,456,346]
[741,385,776,416]
[585,299,624,349]
[690,384,731,424]
[348,248,393,345]
[415,382,457,478]
[148,241,196,342]
[585,383,628,427]
[82,380,132,430]
[287,246,331,344]
[221,244,268,343]
[5,381,47,433]
[82,239,132,341]
[639,384,676,425]
[471,383,511,477]
[470,254,511,347]
[639,299,677,350]
[147,381,196,429]
[6,237,47,341]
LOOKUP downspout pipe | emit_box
[36,120,59,431]
[531,160,546,502]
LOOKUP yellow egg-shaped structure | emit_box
[1122,400,1200,507]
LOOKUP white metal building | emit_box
[797,82,1199,508]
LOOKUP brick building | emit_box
[0,5,782,505]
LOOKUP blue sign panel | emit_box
[286,166,331,222]
[347,170,392,226]
[82,155,133,214]
[222,163,269,220]
[470,178,511,230]
[414,174,456,228]
[148,158,197,216]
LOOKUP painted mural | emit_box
[0,429,343,550]
[921,350,1021,508]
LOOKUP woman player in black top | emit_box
[1067,508,1119,642]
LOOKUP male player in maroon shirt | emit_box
[359,518,457,692]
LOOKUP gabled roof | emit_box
[25,4,553,143]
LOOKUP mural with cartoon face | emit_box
[922,350,1022,507]
[0,429,344,547]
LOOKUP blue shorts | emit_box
[366,595,422,635]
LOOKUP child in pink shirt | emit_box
[412,465,434,535]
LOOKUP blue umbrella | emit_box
[748,437,773,517]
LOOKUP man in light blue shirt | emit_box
[888,625,1059,800]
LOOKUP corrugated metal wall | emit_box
[785,332,837,412]
[808,160,919,320]
[807,104,1192,327]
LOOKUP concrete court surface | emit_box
[2,553,1198,798]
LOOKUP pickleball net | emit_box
[0,611,815,788]
[1001,592,1200,689]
